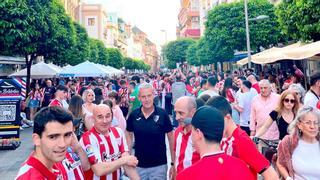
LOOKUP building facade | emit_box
[177,0,201,39]
[60,0,80,21]
[80,4,108,46]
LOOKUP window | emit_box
[88,18,95,26]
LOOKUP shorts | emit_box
[137,164,167,180]
[29,99,40,108]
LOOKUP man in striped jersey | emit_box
[80,104,140,180]
[170,96,200,179]
[16,107,74,180]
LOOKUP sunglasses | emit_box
[284,98,296,104]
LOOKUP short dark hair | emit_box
[310,72,320,86]
[120,79,126,85]
[33,106,73,137]
[238,76,246,82]
[56,85,68,92]
[132,75,140,84]
[205,96,232,117]
[195,98,205,109]
[108,91,120,104]
[207,76,218,87]
[129,81,136,88]
[242,80,252,89]
[200,79,207,88]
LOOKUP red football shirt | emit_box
[176,152,254,180]
[220,126,270,178]
[57,147,84,180]
[49,99,63,107]
[174,126,200,174]
[80,127,128,180]
[16,154,64,180]
[252,83,260,93]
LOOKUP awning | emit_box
[237,42,310,65]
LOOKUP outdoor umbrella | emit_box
[9,62,62,79]
[58,61,108,77]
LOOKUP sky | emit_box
[84,0,180,48]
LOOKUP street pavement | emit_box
[0,127,33,180]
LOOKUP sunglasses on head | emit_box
[284,98,295,104]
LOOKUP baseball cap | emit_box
[191,106,224,142]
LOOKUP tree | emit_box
[196,37,217,66]
[0,0,76,95]
[123,57,135,69]
[106,48,123,69]
[276,0,320,41]
[164,38,195,69]
[186,41,200,66]
[205,0,283,61]
[67,22,90,65]
[96,40,108,65]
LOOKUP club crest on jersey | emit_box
[153,115,159,123]
[85,145,94,157]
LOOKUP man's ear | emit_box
[224,114,232,122]
[32,133,41,147]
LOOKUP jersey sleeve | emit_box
[80,133,102,165]
[236,134,270,174]
[126,112,134,132]
[118,127,129,153]
[269,110,278,122]
[163,112,173,133]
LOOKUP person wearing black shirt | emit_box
[126,83,174,180]
[254,90,299,140]
[41,80,55,107]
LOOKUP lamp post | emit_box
[244,0,269,68]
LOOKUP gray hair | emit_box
[259,79,271,87]
[288,106,320,138]
[82,89,95,102]
[288,83,306,102]
[138,83,153,93]
[186,96,197,111]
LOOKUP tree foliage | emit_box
[205,0,283,62]
[164,38,195,68]
[106,48,123,69]
[186,41,199,66]
[0,0,77,94]
[276,0,320,41]
[123,57,150,71]
[67,22,90,65]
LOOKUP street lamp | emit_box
[244,0,269,68]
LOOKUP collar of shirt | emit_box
[138,104,158,120]
[27,154,61,179]
[201,151,225,159]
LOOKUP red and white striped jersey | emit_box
[80,127,128,180]
[174,126,200,174]
[57,147,84,180]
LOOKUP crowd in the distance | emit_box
[16,65,320,180]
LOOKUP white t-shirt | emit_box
[238,90,257,127]
[292,139,320,180]
[200,89,219,97]
[304,90,319,108]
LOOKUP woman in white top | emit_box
[82,89,96,130]
[277,106,320,180]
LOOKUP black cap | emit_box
[191,106,224,142]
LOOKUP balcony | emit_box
[181,28,200,38]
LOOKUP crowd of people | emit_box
[15,65,320,180]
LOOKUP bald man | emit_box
[170,96,200,179]
[80,104,139,180]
